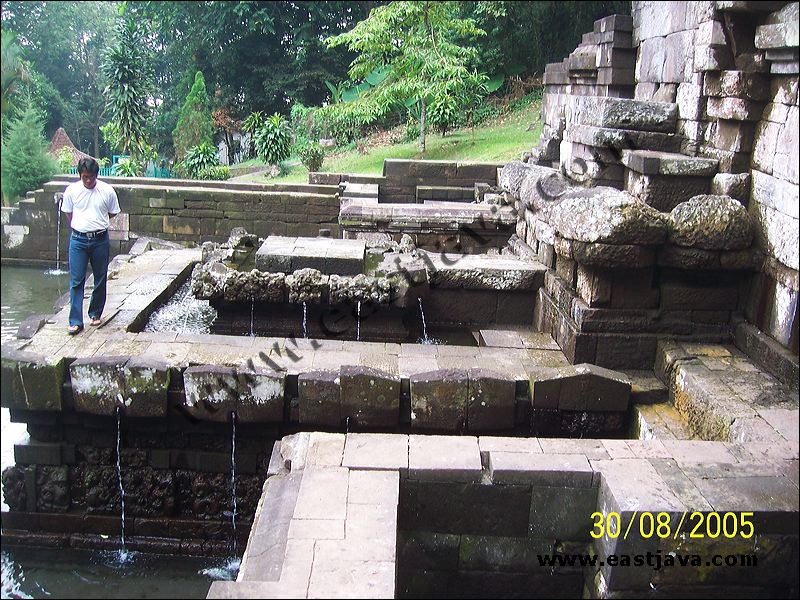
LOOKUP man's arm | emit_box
[65,212,72,227]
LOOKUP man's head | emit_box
[77,157,100,189]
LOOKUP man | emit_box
[61,157,121,334]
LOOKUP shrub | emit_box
[472,103,501,126]
[197,165,231,180]
[56,146,74,173]
[507,90,541,112]
[403,122,420,143]
[314,99,382,146]
[298,141,324,173]
[176,142,219,178]
[254,113,292,165]
[241,111,265,159]
[113,158,141,177]
[428,94,460,136]
[0,105,57,202]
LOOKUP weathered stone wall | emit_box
[526,2,798,357]
[310,160,503,205]
[1,402,272,555]
[1,176,341,263]
[381,160,503,204]
[631,0,799,354]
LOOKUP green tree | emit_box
[2,2,118,151]
[326,1,486,152]
[1,103,57,203]
[461,1,631,77]
[101,14,153,160]
[1,30,28,122]
[172,70,214,162]
[128,2,372,120]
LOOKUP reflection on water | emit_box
[1,547,215,599]
[0,266,61,510]
[1,267,68,344]
[0,266,217,598]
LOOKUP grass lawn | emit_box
[235,100,543,184]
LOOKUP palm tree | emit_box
[1,31,30,119]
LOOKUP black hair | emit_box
[77,157,100,176]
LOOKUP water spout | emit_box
[230,412,238,556]
[302,302,308,339]
[356,301,361,342]
[418,297,429,344]
[249,298,255,337]
[115,404,130,563]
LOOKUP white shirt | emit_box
[61,179,121,233]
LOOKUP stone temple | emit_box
[1,1,798,598]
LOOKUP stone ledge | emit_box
[621,149,718,176]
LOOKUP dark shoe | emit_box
[68,325,83,335]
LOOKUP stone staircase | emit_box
[655,338,799,444]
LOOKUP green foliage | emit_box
[507,89,542,112]
[113,157,141,177]
[99,121,124,153]
[97,157,110,168]
[101,15,154,159]
[325,1,489,151]
[298,141,324,173]
[2,2,117,152]
[197,165,231,180]
[254,113,292,165]
[0,104,57,201]
[55,146,74,172]
[472,103,501,126]
[428,94,461,136]
[403,122,420,143]
[324,80,346,104]
[1,30,29,119]
[241,111,265,158]
[176,141,219,179]
[24,71,65,139]
[128,2,372,125]
[290,103,318,146]
[172,70,214,162]
[461,1,631,78]
[315,98,383,145]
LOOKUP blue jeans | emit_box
[68,230,110,328]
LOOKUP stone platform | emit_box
[255,236,366,275]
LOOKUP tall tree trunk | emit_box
[418,97,426,153]
[94,127,99,159]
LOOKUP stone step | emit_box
[621,149,718,177]
[419,250,546,291]
[631,403,697,440]
[341,182,379,198]
[655,340,799,444]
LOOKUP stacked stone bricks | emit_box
[520,2,798,361]
[535,15,636,167]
